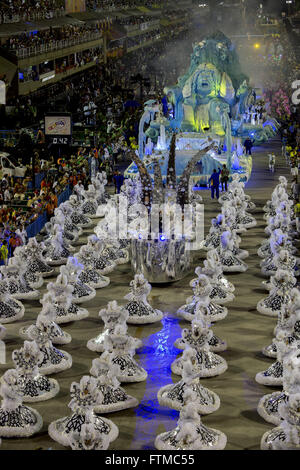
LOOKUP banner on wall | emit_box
[65,0,86,13]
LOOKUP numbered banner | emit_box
[45,113,72,145]
[52,137,70,145]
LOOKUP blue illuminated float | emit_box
[125,31,279,185]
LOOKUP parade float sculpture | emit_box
[118,32,280,283]
[127,140,215,283]
[125,31,279,185]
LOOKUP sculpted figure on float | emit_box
[164,32,251,136]
[141,31,279,157]
[179,62,234,135]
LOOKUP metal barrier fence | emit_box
[57,185,72,205]
[25,184,72,239]
[25,211,47,239]
[27,173,45,190]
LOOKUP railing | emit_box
[94,5,131,11]
[123,23,141,32]
[27,173,45,190]
[92,1,172,11]
[127,34,161,52]
[123,20,160,32]
[8,31,103,59]
[0,8,66,25]
[58,185,72,205]
[25,184,72,239]
[25,211,48,239]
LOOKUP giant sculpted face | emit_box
[183,64,221,103]
[179,63,234,134]
[191,65,219,99]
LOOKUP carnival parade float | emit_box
[125,31,279,186]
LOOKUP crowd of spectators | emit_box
[0,0,177,25]
[257,16,278,25]
[118,14,156,26]
[281,121,300,180]
[0,0,65,24]
[160,8,189,19]
[1,6,299,257]
[0,30,191,262]
[0,22,192,255]
[127,28,160,49]
[262,31,300,111]
[280,121,300,232]
[0,0,186,25]
[86,0,158,11]
[0,145,95,258]
[235,26,300,129]
[72,46,103,69]
[264,32,299,74]
[3,25,189,132]
[3,24,103,54]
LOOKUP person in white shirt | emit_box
[74,181,85,201]
[107,121,113,134]
[4,188,11,202]
[104,147,110,161]
[291,165,299,183]
[16,226,27,245]
[268,153,276,173]
[40,159,47,170]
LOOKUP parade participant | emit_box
[220,165,230,192]
[244,137,254,156]
[208,169,222,200]
[269,153,276,173]
[0,240,9,266]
